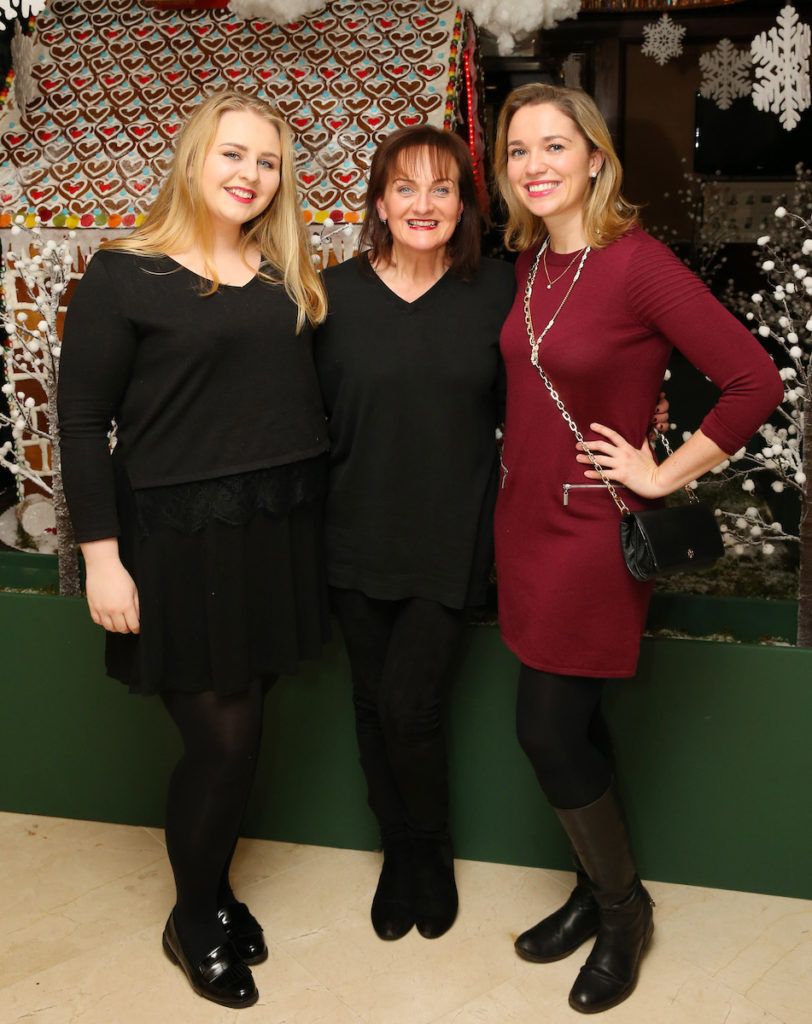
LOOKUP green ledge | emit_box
[1,552,810,900]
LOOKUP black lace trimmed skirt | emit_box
[107,455,330,696]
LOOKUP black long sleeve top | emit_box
[58,250,328,542]
[316,254,515,608]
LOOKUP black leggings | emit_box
[161,680,268,961]
[331,588,466,841]
[516,665,614,810]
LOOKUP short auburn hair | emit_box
[359,125,481,279]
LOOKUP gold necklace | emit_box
[524,239,591,367]
[542,243,587,289]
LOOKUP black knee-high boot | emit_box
[514,852,599,963]
[554,786,653,1014]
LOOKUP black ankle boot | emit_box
[371,838,414,940]
[412,836,458,939]
[514,862,599,963]
[554,786,654,1014]
[569,880,653,1013]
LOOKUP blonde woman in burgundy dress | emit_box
[493,83,783,1014]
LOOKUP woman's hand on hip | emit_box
[80,539,141,634]
[576,422,665,499]
[649,390,669,440]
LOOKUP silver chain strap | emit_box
[522,242,695,517]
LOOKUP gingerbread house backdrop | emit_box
[0,0,486,526]
[0,0,486,256]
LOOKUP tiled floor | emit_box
[1,812,810,1024]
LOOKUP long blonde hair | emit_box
[103,90,326,330]
[494,83,639,253]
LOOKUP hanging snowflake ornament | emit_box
[641,14,686,67]
[699,38,751,110]
[0,0,47,31]
[751,4,811,132]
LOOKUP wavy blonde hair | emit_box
[494,83,639,253]
[103,90,326,330]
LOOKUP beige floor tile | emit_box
[446,858,573,943]
[247,845,380,943]
[738,929,812,1024]
[0,924,362,1024]
[2,813,810,1024]
[229,833,331,893]
[289,928,520,1024]
[276,858,534,1024]
[653,881,812,978]
[510,950,784,1024]
[1,816,172,990]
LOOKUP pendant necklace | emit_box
[524,238,591,368]
[542,243,586,289]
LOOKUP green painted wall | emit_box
[2,587,811,899]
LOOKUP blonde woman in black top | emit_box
[58,92,328,1010]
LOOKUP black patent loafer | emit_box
[162,911,258,1009]
[218,901,268,965]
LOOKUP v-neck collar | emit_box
[162,254,261,290]
[363,252,453,311]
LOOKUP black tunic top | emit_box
[58,250,328,543]
[316,254,515,608]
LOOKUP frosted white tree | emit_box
[1,222,80,596]
[10,21,36,112]
[0,0,47,31]
[699,38,752,111]
[641,14,686,67]
[751,4,811,131]
[702,182,812,640]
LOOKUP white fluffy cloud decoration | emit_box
[225,2,580,47]
[228,0,327,21]
[459,0,581,55]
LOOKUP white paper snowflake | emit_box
[699,38,751,110]
[751,4,811,131]
[641,14,686,67]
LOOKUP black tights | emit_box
[516,665,614,810]
[162,680,267,962]
[331,588,466,841]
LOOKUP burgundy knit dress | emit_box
[494,227,783,678]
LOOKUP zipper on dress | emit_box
[562,482,627,506]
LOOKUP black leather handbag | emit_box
[620,500,725,582]
[527,350,725,583]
